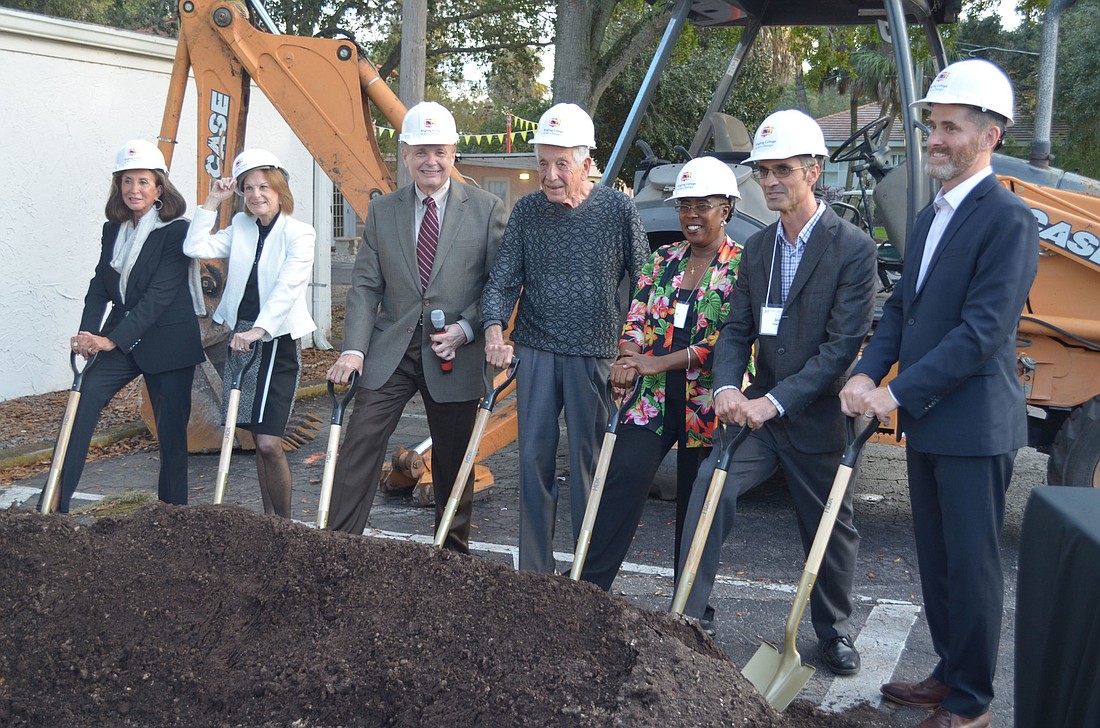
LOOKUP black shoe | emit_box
[699,618,717,637]
[820,635,860,675]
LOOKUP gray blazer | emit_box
[713,205,877,453]
[344,181,507,402]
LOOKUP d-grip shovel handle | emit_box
[40,352,102,514]
[842,415,879,467]
[434,357,520,547]
[229,342,261,390]
[671,423,752,614]
[568,376,645,580]
[479,356,520,411]
[69,350,100,389]
[327,370,360,426]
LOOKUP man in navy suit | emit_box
[841,60,1038,728]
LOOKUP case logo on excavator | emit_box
[204,90,231,179]
[1031,207,1100,265]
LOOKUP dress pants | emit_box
[580,423,710,590]
[676,422,859,640]
[327,330,478,553]
[45,348,194,512]
[514,344,611,573]
[907,447,1015,718]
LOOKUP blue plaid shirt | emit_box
[774,200,827,304]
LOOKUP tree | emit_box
[1,0,177,35]
[550,0,670,113]
[1052,0,1100,176]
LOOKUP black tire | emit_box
[1047,396,1100,487]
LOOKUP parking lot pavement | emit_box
[5,389,1048,725]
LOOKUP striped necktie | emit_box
[417,196,439,290]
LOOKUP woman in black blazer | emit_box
[45,140,204,512]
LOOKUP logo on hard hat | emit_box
[547,117,561,129]
[759,126,774,138]
[680,171,693,182]
[423,118,435,129]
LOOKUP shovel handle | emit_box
[327,370,360,426]
[569,377,646,580]
[228,342,261,390]
[842,414,879,467]
[480,356,519,411]
[40,352,102,514]
[671,424,752,613]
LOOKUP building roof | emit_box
[816,102,1069,149]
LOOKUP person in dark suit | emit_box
[841,60,1038,728]
[675,110,877,676]
[47,139,204,512]
[326,101,506,552]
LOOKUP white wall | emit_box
[0,8,331,400]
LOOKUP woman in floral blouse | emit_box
[581,156,745,590]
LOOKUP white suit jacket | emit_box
[185,207,316,340]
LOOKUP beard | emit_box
[925,136,983,182]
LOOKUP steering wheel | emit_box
[830,116,891,164]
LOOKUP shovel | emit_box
[741,415,879,712]
[39,351,100,515]
[315,370,359,529]
[433,357,519,548]
[213,343,261,505]
[569,376,644,580]
[671,423,752,613]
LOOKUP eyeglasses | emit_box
[751,163,813,181]
[674,201,722,214]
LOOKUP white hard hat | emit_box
[531,103,596,148]
[231,149,289,191]
[911,59,1015,126]
[745,110,829,163]
[669,156,741,200]
[114,139,167,173]
[399,101,460,145]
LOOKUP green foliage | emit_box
[1,0,177,35]
[594,26,780,186]
[1052,0,1100,176]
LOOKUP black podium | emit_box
[1015,486,1100,728]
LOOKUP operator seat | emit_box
[707,112,753,164]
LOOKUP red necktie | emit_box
[417,196,439,290]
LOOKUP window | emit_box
[332,188,347,238]
[485,178,509,204]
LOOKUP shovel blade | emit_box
[742,641,816,712]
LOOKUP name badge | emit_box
[760,305,783,336]
[674,301,690,328]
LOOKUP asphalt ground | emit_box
[3,386,1050,727]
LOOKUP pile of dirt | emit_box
[0,505,870,727]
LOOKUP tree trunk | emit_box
[795,66,810,112]
[552,0,598,106]
[844,88,860,191]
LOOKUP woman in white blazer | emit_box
[184,149,316,518]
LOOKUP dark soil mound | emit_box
[0,504,867,727]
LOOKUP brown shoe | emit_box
[881,676,951,708]
[915,707,992,728]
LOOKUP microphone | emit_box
[430,309,452,373]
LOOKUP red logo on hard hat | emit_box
[547,117,561,128]
[424,118,435,129]
[680,171,692,182]
[127,147,138,156]
[759,126,774,138]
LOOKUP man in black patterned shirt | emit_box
[482,103,649,573]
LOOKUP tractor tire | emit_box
[1047,396,1100,488]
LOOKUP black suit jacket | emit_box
[713,205,877,453]
[853,174,1038,456]
[81,219,204,374]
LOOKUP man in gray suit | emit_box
[676,110,877,675]
[326,101,507,552]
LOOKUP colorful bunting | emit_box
[374,112,538,146]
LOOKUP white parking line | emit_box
[0,485,105,509]
[819,602,922,713]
